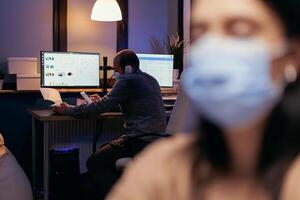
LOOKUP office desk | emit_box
[29,109,171,200]
[30,110,123,200]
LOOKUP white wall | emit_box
[67,0,117,66]
[183,0,191,69]
[67,0,178,62]
[0,0,179,81]
[128,0,178,54]
[168,0,179,37]
[0,0,53,82]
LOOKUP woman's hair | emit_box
[192,0,300,199]
[264,0,300,38]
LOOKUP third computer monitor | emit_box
[137,54,174,87]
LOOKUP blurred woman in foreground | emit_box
[108,0,300,199]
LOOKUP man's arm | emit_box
[63,78,130,118]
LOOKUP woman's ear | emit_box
[271,40,300,85]
[282,39,300,83]
[284,64,298,83]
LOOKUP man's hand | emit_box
[53,102,72,114]
[90,94,102,102]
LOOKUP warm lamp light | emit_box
[91,0,122,22]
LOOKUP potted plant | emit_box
[149,33,188,80]
[165,32,186,80]
[0,69,4,90]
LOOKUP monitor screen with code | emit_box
[137,54,174,87]
[41,51,100,88]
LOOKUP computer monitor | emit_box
[137,54,174,87]
[41,51,100,88]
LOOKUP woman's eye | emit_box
[191,23,208,40]
[225,19,260,38]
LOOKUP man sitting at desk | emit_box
[54,49,167,199]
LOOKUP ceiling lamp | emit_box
[91,0,122,22]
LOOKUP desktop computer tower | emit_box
[49,148,80,200]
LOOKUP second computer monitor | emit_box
[137,54,174,87]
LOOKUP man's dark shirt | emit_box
[65,69,167,136]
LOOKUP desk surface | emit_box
[29,109,123,121]
[0,87,177,94]
[29,109,172,121]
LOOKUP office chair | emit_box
[165,85,199,134]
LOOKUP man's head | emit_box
[113,49,140,75]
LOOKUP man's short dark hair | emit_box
[114,49,140,70]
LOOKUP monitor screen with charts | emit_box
[137,54,174,87]
[41,51,100,88]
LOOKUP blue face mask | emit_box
[182,36,283,128]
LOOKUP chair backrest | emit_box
[166,85,199,134]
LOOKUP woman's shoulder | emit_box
[135,133,196,163]
[107,134,196,200]
[280,155,300,200]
